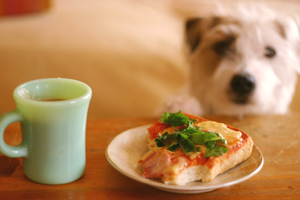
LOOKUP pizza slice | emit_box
[139,111,253,185]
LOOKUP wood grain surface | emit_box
[0,114,300,199]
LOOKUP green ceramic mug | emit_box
[0,78,92,184]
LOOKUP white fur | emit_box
[161,5,300,117]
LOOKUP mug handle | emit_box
[0,109,27,158]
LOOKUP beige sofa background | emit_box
[1,0,300,118]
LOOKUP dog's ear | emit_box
[274,16,300,44]
[186,17,223,52]
[186,18,202,52]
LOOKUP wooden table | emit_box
[1,114,300,199]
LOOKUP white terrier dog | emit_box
[161,5,300,117]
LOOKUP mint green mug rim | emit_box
[13,78,92,106]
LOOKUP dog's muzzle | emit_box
[230,73,255,104]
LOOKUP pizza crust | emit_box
[171,136,253,185]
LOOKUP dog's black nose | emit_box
[230,73,255,96]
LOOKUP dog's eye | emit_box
[265,46,276,58]
[214,41,230,56]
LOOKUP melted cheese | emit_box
[195,121,242,146]
[162,156,187,176]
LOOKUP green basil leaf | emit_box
[155,138,166,147]
[167,143,180,151]
[180,133,189,140]
[204,146,228,157]
[184,125,198,134]
[160,111,190,126]
[205,140,217,150]
[157,132,167,142]
[192,131,219,145]
[216,133,227,146]
[180,137,196,153]
[166,133,177,141]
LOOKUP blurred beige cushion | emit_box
[0,0,188,118]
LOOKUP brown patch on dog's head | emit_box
[186,16,240,77]
[186,17,225,52]
[186,17,240,53]
[186,18,202,52]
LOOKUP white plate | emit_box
[105,125,264,194]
